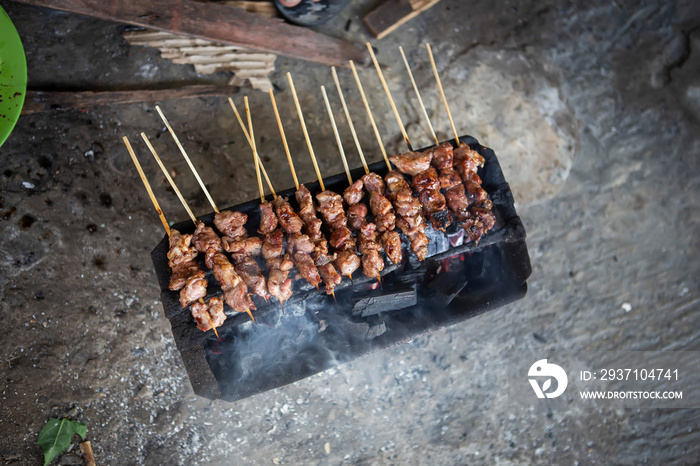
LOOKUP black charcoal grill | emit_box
[151,136,531,401]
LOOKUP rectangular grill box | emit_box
[151,136,532,401]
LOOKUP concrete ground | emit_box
[1,0,699,464]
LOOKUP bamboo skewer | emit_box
[366,43,412,151]
[269,89,299,191]
[349,60,392,171]
[244,99,266,203]
[123,136,172,236]
[426,43,460,146]
[155,105,220,213]
[321,85,353,185]
[227,97,277,200]
[400,46,439,146]
[331,67,370,175]
[287,72,326,191]
[140,133,198,225]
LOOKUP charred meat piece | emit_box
[381,230,402,265]
[222,236,263,256]
[213,210,248,238]
[167,230,197,268]
[267,267,293,303]
[233,254,267,299]
[343,179,365,205]
[347,203,368,230]
[293,252,322,289]
[329,225,352,250]
[369,191,396,232]
[192,222,223,256]
[289,233,315,255]
[190,296,225,332]
[335,250,362,278]
[258,201,279,236]
[358,222,384,279]
[262,228,284,261]
[318,263,342,295]
[429,142,454,171]
[361,172,386,196]
[316,190,346,227]
[295,185,324,241]
[389,150,433,176]
[180,271,207,308]
[273,196,304,235]
[412,167,452,231]
[453,144,485,177]
[169,261,202,292]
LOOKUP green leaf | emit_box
[36,418,87,466]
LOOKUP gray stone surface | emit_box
[0,0,699,464]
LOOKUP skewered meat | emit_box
[289,233,315,255]
[318,263,342,295]
[361,172,386,196]
[170,261,203,292]
[192,222,224,269]
[412,167,452,231]
[429,143,471,225]
[453,144,496,244]
[273,196,304,235]
[315,189,361,278]
[295,185,323,241]
[347,203,368,230]
[232,254,267,299]
[190,296,225,332]
[222,236,263,256]
[262,228,284,261]
[369,192,395,232]
[180,270,207,308]
[358,222,384,279]
[381,230,402,265]
[343,179,364,205]
[213,210,247,238]
[258,201,278,236]
[385,170,429,260]
[292,252,322,289]
[389,150,433,176]
[167,230,197,268]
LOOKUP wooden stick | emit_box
[366,43,412,151]
[244,97,277,199]
[12,0,370,68]
[287,72,325,191]
[331,67,369,175]
[400,46,439,146]
[123,136,171,236]
[227,97,277,199]
[426,43,460,146]
[155,105,220,213]
[243,99,265,203]
[140,133,198,225]
[321,85,352,185]
[269,89,299,190]
[349,60,392,170]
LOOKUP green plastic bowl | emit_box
[0,5,27,148]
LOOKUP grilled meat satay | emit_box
[359,172,402,265]
[390,149,453,231]
[192,222,254,314]
[453,144,496,244]
[167,229,208,308]
[258,202,293,304]
[315,189,362,279]
[213,210,268,299]
[190,296,225,332]
[295,184,342,295]
[384,170,429,261]
[430,142,472,226]
[342,181,388,278]
[272,196,322,290]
